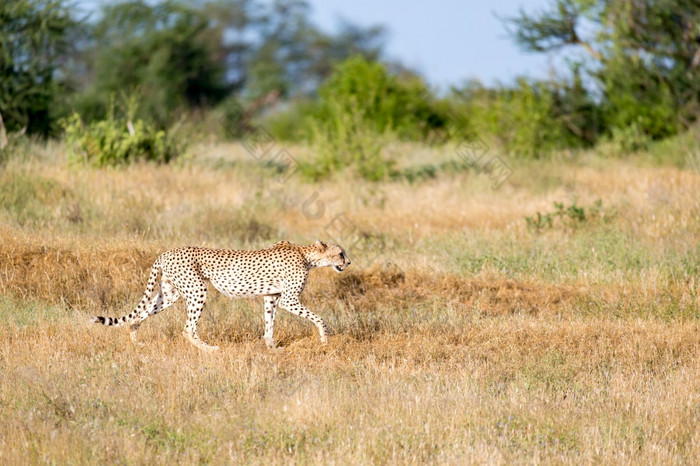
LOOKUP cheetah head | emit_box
[313,239,351,273]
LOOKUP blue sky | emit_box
[308,0,557,90]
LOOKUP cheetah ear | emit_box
[314,239,327,252]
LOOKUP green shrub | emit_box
[309,56,446,140]
[608,121,650,154]
[61,112,185,166]
[451,78,591,159]
[302,56,446,180]
[302,103,393,181]
[601,55,679,143]
[257,99,316,142]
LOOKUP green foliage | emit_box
[9,0,700,161]
[0,0,78,135]
[525,200,588,232]
[80,0,230,127]
[507,0,700,141]
[61,110,185,166]
[303,113,391,182]
[257,99,315,142]
[311,56,446,140]
[302,56,446,180]
[602,54,678,146]
[65,0,389,129]
[451,76,596,158]
[608,122,650,154]
[244,4,387,100]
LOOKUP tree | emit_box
[71,0,388,126]
[77,0,241,126]
[0,0,78,135]
[507,0,700,138]
[244,0,387,99]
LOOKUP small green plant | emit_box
[61,103,186,166]
[525,211,555,232]
[526,199,612,232]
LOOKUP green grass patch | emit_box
[0,296,71,328]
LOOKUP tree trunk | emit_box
[0,110,7,150]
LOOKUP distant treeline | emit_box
[1,0,386,133]
[2,0,700,165]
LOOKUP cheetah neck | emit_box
[301,245,326,269]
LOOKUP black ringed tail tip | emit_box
[92,316,107,324]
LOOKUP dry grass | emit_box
[0,141,698,463]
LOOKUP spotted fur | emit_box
[91,240,351,352]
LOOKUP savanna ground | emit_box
[0,138,699,464]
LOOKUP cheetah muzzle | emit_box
[91,240,351,352]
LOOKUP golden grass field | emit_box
[0,140,699,463]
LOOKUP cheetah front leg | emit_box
[263,294,281,349]
[279,295,329,345]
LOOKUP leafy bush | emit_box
[257,99,316,142]
[451,77,595,159]
[608,121,650,154]
[302,56,447,180]
[508,0,698,147]
[310,56,446,140]
[62,112,185,166]
[303,105,392,181]
[601,56,679,147]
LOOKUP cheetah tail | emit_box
[91,258,162,327]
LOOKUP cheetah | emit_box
[91,240,351,352]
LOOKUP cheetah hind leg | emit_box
[181,330,219,353]
[130,278,180,346]
[263,294,281,350]
[182,292,219,353]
